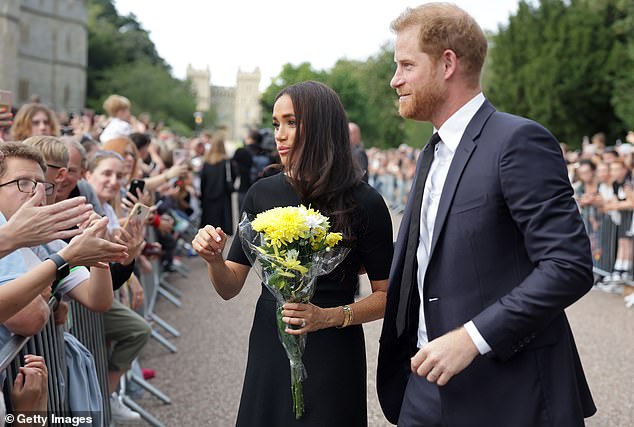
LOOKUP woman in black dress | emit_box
[193,81,393,426]
[199,135,233,234]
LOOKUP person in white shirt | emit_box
[99,95,133,144]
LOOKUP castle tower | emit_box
[0,1,20,98]
[233,67,261,141]
[186,65,211,112]
[0,0,87,111]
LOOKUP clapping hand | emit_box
[6,188,93,246]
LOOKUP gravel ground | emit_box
[131,237,633,427]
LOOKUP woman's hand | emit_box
[192,225,227,264]
[113,219,146,265]
[281,302,338,335]
[128,275,145,310]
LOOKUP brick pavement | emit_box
[133,245,633,427]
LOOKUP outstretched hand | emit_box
[6,190,93,246]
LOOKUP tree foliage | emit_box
[260,45,421,149]
[86,0,197,133]
[611,0,634,129]
[487,0,629,146]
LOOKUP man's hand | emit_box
[5,189,94,247]
[411,326,480,386]
[53,300,69,326]
[11,355,49,413]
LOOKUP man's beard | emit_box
[399,78,446,122]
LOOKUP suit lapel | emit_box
[428,101,496,260]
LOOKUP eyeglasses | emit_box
[47,163,65,169]
[0,178,55,196]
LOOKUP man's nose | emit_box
[390,70,403,89]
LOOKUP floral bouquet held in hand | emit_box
[239,205,349,419]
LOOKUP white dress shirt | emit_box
[416,92,491,355]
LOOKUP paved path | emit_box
[135,243,633,426]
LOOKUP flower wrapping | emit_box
[239,206,350,419]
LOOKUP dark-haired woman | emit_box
[193,81,393,426]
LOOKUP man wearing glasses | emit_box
[0,141,128,337]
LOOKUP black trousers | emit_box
[398,372,443,427]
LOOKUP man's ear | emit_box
[441,49,458,80]
[56,167,68,183]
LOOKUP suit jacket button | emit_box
[524,337,531,343]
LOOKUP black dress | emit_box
[227,173,393,427]
[200,159,233,234]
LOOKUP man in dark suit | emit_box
[377,4,596,426]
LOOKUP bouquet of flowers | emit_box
[239,205,349,419]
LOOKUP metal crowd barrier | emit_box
[0,297,111,426]
[580,205,634,287]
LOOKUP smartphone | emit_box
[172,149,189,165]
[0,90,11,113]
[123,202,151,229]
[127,179,145,200]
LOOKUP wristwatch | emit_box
[46,253,70,291]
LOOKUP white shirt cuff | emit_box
[464,321,492,355]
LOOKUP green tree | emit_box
[356,44,408,148]
[326,59,367,126]
[611,0,634,129]
[487,0,627,146]
[86,0,196,133]
[259,63,327,127]
[92,61,196,133]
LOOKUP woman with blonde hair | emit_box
[199,135,234,234]
[102,137,139,185]
[10,103,60,141]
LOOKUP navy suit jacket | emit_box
[377,101,596,426]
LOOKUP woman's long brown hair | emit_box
[275,81,363,238]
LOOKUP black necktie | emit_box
[396,132,441,338]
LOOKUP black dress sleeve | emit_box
[110,261,135,290]
[355,185,393,281]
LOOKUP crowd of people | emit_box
[0,93,222,423]
[364,129,634,310]
[0,3,632,426]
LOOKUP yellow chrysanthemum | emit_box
[325,232,343,248]
[252,206,311,248]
